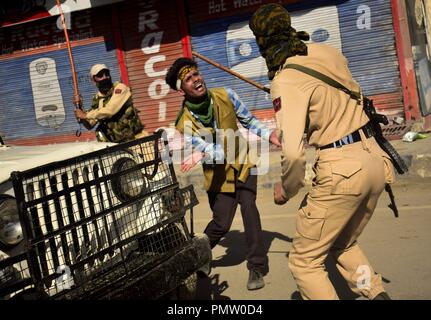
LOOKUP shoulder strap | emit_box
[283,64,361,101]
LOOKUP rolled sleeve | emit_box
[185,134,225,163]
[203,141,225,162]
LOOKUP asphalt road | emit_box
[188,177,431,300]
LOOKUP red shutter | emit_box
[118,0,185,133]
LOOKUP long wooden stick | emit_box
[192,50,270,94]
[56,0,81,107]
[56,0,83,136]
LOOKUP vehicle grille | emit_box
[5,130,194,298]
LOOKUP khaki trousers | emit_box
[288,132,395,300]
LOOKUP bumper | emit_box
[61,233,211,300]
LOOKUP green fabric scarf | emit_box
[184,94,214,127]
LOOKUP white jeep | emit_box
[0,131,211,299]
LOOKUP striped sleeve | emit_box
[184,133,225,163]
[226,87,271,141]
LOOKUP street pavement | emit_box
[176,136,431,300]
[189,176,431,300]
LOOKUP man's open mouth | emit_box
[194,82,204,90]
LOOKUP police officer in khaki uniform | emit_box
[74,64,148,143]
[250,4,395,300]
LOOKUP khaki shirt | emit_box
[271,43,369,200]
[86,83,132,123]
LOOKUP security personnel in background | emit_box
[74,64,147,143]
[166,57,281,290]
[249,4,395,300]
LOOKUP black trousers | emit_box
[205,174,266,272]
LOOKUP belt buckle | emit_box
[333,140,343,148]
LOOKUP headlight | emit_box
[111,158,147,202]
[0,195,23,246]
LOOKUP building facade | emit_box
[0,0,427,145]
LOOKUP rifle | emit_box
[385,183,399,218]
[362,97,408,175]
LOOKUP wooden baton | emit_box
[192,50,270,94]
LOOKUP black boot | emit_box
[373,292,391,300]
[197,263,211,278]
[247,269,265,291]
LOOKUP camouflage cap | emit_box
[90,64,109,77]
[249,3,291,37]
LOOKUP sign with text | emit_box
[0,0,125,28]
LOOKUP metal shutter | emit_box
[336,0,404,118]
[0,7,120,145]
[188,0,404,121]
[117,0,185,134]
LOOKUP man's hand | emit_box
[269,129,282,147]
[181,151,206,172]
[74,108,87,120]
[74,109,95,130]
[274,182,288,205]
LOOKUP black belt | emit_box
[320,123,374,150]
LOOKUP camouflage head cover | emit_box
[249,3,292,38]
[249,4,310,80]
